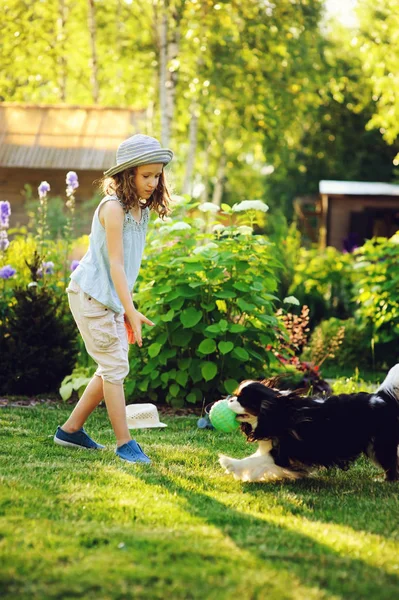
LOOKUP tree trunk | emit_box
[159,6,168,144]
[212,152,227,207]
[182,103,199,196]
[158,0,181,146]
[87,0,99,103]
[57,0,67,102]
[165,3,179,144]
[201,144,211,203]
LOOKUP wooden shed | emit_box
[318,180,399,250]
[0,103,146,227]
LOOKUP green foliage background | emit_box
[2,0,399,211]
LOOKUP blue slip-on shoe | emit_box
[115,440,151,464]
[54,426,105,450]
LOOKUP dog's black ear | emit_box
[253,386,289,439]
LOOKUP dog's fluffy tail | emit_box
[377,363,399,400]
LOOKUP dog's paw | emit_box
[241,466,269,482]
[218,454,242,479]
[218,454,235,471]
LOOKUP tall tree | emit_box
[87,0,99,103]
[354,0,399,151]
[57,0,68,101]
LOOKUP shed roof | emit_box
[319,180,399,196]
[0,103,146,171]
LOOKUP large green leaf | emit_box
[237,298,256,312]
[201,301,216,311]
[247,348,265,362]
[232,347,249,361]
[155,332,168,345]
[59,382,73,401]
[233,282,250,292]
[218,341,234,355]
[171,329,193,346]
[148,343,162,358]
[201,362,217,381]
[229,323,247,333]
[205,323,221,333]
[169,297,185,310]
[183,262,204,273]
[219,319,228,332]
[150,370,160,381]
[224,379,239,394]
[198,339,217,354]
[169,383,180,398]
[142,360,159,375]
[161,372,170,384]
[164,289,181,302]
[189,360,203,383]
[160,309,175,322]
[177,358,192,370]
[180,307,203,328]
[156,284,172,294]
[175,371,189,387]
[138,379,149,392]
[177,286,198,298]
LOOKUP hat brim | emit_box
[127,421,168,429]
[104,148,173,177]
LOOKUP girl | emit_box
[54,134,173,463]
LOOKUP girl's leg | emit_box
[102,380,132,447]
[64,287,131,446]
[61,374,104,433]
[61,376,132,447]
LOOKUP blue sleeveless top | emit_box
[71,195,149,313]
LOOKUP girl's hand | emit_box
[124,310,155,347]
[124,314,135,345]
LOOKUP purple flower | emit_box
[45,261,54,274]
[0,201,11,228]
[0,265,16,279]
[70,259,80,272]
[38,181,51,199]
[0,230,9,251]
[66,171,79,191]
[37,261,54,277]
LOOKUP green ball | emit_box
[209,399,240,433]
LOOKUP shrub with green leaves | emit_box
[303,317,372,370]
[353,234,399,344]
[289,246,355,326]
[126,201,283,406]
[351,234,399,367]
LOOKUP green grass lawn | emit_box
[1,406,399,600]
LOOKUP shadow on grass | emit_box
[135,465,399,600]
[152,423,399,540]
[252,465,399,540]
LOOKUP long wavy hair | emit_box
[100,167,172,218]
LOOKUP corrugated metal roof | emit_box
[0,103,146,170]
[319,180,399,196]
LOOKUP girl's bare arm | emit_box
[102,202,153,346]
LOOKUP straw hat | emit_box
[126,403,167,429]
[104,134,173,177]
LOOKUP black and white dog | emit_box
[219,364,399,482]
